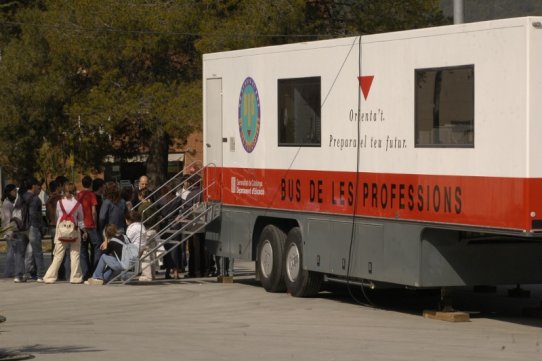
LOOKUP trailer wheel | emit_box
[283,227,322,297]
[256,225,286,292]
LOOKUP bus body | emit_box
[203,17,542,293]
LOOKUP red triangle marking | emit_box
[358,75,374,100]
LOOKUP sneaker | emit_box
[36,278,44,283]
[86,278,104,285]
[13,277,26,283]
[138,276,153,282]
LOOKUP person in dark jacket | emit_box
[156,183,182,279]
[180,175,210,278]
[99,182,127,235]
[13,177,45,283]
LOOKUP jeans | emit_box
[92,254,123,282]
[24,242,35,277]
[29,226,45,278]
[3,237,16,277]
[15,227,45,278]
[80,228,101,279]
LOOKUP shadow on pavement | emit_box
[1,344,103,358]
[1,344,102,360]
[237,276,542,327]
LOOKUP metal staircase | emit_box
[109,161,221,284]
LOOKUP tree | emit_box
[0,0,203,185]
[0,0,448,185]
[196,0,448,55]
[42,0,205,185]
[304,0,449,36]
[0,1,62,181]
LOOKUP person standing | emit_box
[54,176,68,194]
[179,175,208,278]
[38,178,48,213]
[92,178,105,233]
[121,186,134,212]
[46,181,69,279]
[137,189,159,230]
[45,181,62,238]
[92,178,105,203]
[53,175,70,279]
[43,182,85,284]
[1,184,17,278]
[13,177,45,283]
[99,182,127,235]
[157,183,182,279]
[77,175,99,279]
[132,175,150,207]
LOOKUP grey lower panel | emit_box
[206,205,542,287]
[420,229,542,287]
[305,218,422,286]
[205,208,254,259]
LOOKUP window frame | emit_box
[277,76,322,147]
[414,64,475,149]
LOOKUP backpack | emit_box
[57,200,80,242]
[10,193,30,232]
[110,235,139,271]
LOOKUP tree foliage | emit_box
[0,0,448,184]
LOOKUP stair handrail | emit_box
[117,181,219,284]
[132,159,203,214]
[134,161,206,252]
[109,163,219,284]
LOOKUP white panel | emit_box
[203,17,540,178]
[359,22,526,177]
[204,78,222,167]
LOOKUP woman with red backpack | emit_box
[43,182,85,284]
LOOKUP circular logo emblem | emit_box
[238,77,261,153]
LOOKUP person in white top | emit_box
[125,209,154,281]
[1,184,17,278]
[43,182,85,284]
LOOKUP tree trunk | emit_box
[146,126,170,190]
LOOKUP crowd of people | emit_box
[1,173,219,285]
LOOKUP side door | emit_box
[204,78,223,201]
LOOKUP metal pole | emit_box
[453,0,464,24]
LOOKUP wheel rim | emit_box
[285,243,300,283]
[260,239,273,278]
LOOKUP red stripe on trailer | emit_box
[204,167,542,232]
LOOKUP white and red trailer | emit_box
[203,17,542,296]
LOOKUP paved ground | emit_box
[1,255,542,360]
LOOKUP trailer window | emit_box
[278,77,321,147]
[415,65,474,148]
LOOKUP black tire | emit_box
[256,225,286,292]
[283,227,322,297]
